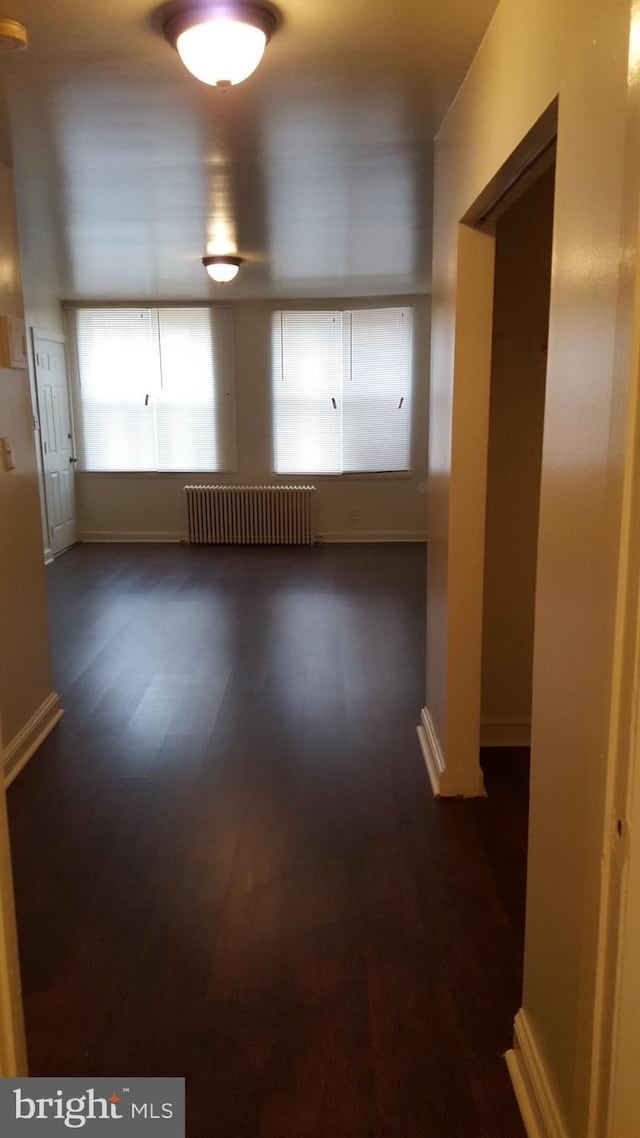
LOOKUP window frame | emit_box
[65,302,237,475]
[270,303,415,478]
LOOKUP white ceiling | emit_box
[0,0,499,300]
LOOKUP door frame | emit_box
[420,104,558,798]
[586,193,640,1137]
[31,326,77,560]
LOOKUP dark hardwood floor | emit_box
[8,543,527,1137]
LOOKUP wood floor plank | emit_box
[7,543,526,1137]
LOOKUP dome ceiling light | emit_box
[0,18,28,52]
[203,254,244,282]
[163,2,280,87]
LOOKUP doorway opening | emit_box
[478,161,556,967]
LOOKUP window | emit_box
[272,306,413,474]
[69,306,235,472]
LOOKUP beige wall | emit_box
[481,167,554,742]
[73,293,428,541]
[74,296,430,542]
[426,0,640,1133]
[0,162,56,761]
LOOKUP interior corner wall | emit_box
[427,0,640,1133]
[0,161,57,764]
[73,295,430,543]
[480,167,554,745]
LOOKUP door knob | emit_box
[69,456,78,464]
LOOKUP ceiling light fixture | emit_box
[0,18,27,52]
[203,254,244,282]
[164,2,280,87]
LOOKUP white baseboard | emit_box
[481,719,531,747]
[44,547,54,565]
[319,530,428,543]
[417,706,487,797]
[80,531,183,543]
[81,530,428,545]
[505,1010,569,1138]
[3,692,63,787]
[417,706,446,796]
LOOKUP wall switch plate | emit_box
[0,314,27,369]
[0,436,15,471]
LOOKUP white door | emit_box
[33,330,77,555]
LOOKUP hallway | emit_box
[7,543,526,1136]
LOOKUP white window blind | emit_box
[272,306,412,474]
[70,306,235,472]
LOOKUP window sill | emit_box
[78,470,238,478]
[273,471,415,481]
[78,470,417,482]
